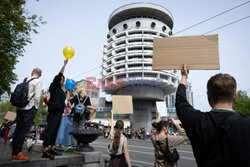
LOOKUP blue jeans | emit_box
[56,115,73,146]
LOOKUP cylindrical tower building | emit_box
[102,3,180,129]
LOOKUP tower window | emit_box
[128,39,143,43]
[151,22,156,28]
[107,61,112,65]
[128,55,142,60]
[116,48,125,54]
[160,33,166,37]
[144,47,153,51]
[144,31,157,35]
[162,26,166,32]
[128,64,142,68]
[144,55,152,59]
[116,33,126,38]
[107,34,110,39]
[144,39,153,43]
[136,21,141,27]
[116,65,125,70]
[116,40,126,46]
[113,29,117,34]
[128,31,143,35]
[169,31,172,36]
[128,47,142,51]
[123,23,128,29]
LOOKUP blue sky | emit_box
[14,0,250,111]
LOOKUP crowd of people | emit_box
[4,59,98,160]
[1,61,250,167]
[107,65,250,167]
[103,128,151,140]
[0,120,16,141]
[102,127,180,141]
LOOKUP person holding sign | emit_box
[151,110,187,167]
[176,64,250,167]
[42,59,68,160]
[107,109,132,167]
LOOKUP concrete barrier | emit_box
[0,138,102,167]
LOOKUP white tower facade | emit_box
[102,3,180,129]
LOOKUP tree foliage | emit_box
[233,90,250,118]
[34,95,48,125]
[0,0,45,98]
[0,95,48,124]
[0,101,16,121]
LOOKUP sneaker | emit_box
[42,151,55,160]
[12,152,30,161]
[49,150,62,156]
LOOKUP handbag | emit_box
[157,137,180,166]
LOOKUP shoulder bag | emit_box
[157,137,180,166]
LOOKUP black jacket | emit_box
[48,73,66,112]
[176,84,250,167]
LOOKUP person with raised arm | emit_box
[42,59,68,160]
[176,64,250,167]
[151,109,187,167]
[107,109,132,167]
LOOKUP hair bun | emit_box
[152,120,169,132]
[152,122,158,129]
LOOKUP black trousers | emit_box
[43,110,62,148]
[12,106,37,155]
[109,154,128,167]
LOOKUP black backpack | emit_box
[10,77,37,107]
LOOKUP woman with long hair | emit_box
[69,87,96,130]
[151,110,187,167]
[108,110,132,167]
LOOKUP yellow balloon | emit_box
[63,46,75,59]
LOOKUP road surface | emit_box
[91,138,197,167]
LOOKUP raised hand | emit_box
[64,59,68,66]
[181,64,189,77]
[180,64,189,85]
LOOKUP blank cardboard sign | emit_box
[4,111,16,121]
[152,34,220,70]
[112,95,133,114]
[156,101,168,117]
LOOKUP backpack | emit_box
[74,95,88,115]
[157,138,180,166]
[10,77,37,107]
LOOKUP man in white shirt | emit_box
[12,68,42,161]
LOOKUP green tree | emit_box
[0,95,48,124]
[34,96,48,125]
[0,0,46,98]
[0,101,16,121]
[233,90,250,118]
